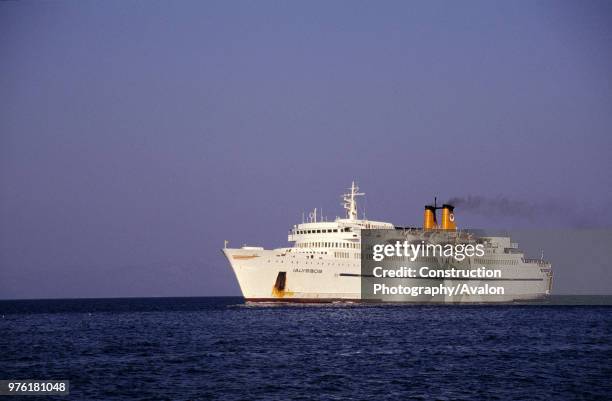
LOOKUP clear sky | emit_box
[1,1,611,298]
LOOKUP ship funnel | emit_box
[441,204,456,230]
[423,205,437,230]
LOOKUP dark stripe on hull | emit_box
[245,295,551,304]
[245,298,364,303]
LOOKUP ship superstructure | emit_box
[222,182,553,302]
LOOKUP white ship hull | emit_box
[223,248,552,303]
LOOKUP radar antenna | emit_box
[342,181,365,220]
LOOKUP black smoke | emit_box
[446,195,603,228]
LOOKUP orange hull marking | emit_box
[232,255,259,260]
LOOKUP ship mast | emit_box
[343,181,364,220]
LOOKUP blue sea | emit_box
[1,297,611,400]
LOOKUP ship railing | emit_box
[523,258,551,267]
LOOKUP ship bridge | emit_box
[287,181,394,244]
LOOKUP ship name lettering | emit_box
[292,268,323,274]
